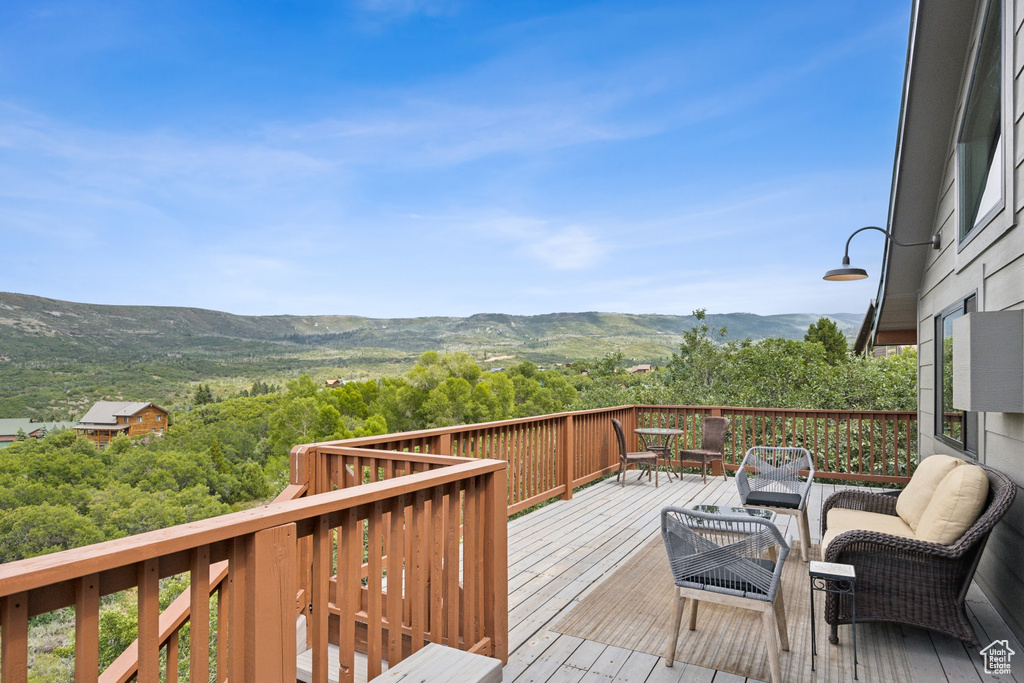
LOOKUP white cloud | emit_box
[526,225,607,270]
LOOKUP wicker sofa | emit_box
[820,456,1016,645]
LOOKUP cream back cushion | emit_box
[896,454,963,531]
[916,465,989,545]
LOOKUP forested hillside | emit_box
[0,292,861,420]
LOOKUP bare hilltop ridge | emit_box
[0,291,861,419]
[0,292,860,355]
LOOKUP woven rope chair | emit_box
[661,506,791,683]
[821,462,1016,645]
[677,416,729,484]
[737,447,815,562]
[611,418,659,487]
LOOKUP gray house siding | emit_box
[913,0,1024,641]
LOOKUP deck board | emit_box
[500,473,1017,682]
[297,473,1015,682]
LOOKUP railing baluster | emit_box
[311,515,330,683]
[411,490,428,653]
[75,574,99,683]
[367,501,384,680]
[446,482,461,649]
[166,631,178,682]
[227,537,248,682]
[430,486,445,644]
[387,495,405,666]
[216,583,227,683]
[138,559,160,683]
[338,509,359,683]
[190,546,210,682]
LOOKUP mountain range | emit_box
[0,291,862,419]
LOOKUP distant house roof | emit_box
[76,401,166,428]
[0,418,76,440]
[325,379,342,387]
[627,364,653,374]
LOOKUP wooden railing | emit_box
[0,403,916,682]
[0,453,507,683]
[318,405,918,505]
[635,406,918,483]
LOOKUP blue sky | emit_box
[0,0,910,318]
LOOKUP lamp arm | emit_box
[841,226,940,264]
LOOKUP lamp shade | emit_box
[823,265,868,281]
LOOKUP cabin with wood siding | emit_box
[74,401,170,446]
[869,0,1024,643]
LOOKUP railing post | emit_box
[484,466,509,663]
[437,433,452,456]
[559,415,575,499]
[1,592,28,683]
[290,445,306,488]
[248,523,298,682]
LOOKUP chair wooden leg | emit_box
[762,603,783,683]
[773,589,789,651]
[721,459,728,481]
[619,463,625,487]
[687,598,698,631]
[797,508,811,562]
[701,460,707,485]
[665,589,685,666]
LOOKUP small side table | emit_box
[809,560,857,680]
[634,427,684,481]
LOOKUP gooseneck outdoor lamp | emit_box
[823,226,941,281]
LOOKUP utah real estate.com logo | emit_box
[980,639,1015,675]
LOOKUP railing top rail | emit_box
[310,404,636,448]
[0,458,506,598]
[634,405,918,417]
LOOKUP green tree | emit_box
[593,352,625,379]
[193,384,215,405]
[0,503,104,563]
[804,317,849,365]
[667,309,732,404]
[237,461,272,501]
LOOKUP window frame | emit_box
[956,0,1004,249]
[934,294,979,456]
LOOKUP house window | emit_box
[156,415,162,422]
[958,0,1002,243]
[137,416,143,423]
[935,294,979,454]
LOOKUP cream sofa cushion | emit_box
[896,454,963,531]
[915,465,989,545]
[822,508,916,556]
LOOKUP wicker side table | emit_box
[809,560,857,680]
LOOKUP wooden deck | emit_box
[501,472,1023,683]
